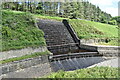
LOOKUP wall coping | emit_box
[83,44,120,48]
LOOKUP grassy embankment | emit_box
[2,10,46,51]
[45,67,119,78]
[69,19,118,46]
[1,10,50,64]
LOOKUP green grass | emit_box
[2,10,46,51]
[0,50,50,64]
[46,67,119,78]
[34,14,67,21]
[69,19,118,39]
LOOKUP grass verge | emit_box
[34,14,67,21]
[46,67,119,78]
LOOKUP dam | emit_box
[37,19,105,72]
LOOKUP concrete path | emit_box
[0,63,52,78]
[88,57,120,68]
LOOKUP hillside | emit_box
[2,10,46,51]
[2,1,112,24]
[2,10,118,52]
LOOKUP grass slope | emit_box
[46,67,119,78]
[2,10,46,51]
[69,19,118,39]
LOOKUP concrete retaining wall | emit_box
[80,44,119,57]
[80,38,117,44]
[0,46,47,60]
[1,55,50,75]
[62,19,80,48]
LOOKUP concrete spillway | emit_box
[37,19,104,72]
[50,57,106,71]
[37,19,79,55]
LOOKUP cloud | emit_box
[104,7,118,17]
[89,0,113,6]
[89,0,119,16]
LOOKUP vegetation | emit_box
[111,16,120,25]
[2,1,113,24]
[46,67,119,78]
[2,10,46,51]
[34,14,67,21]
[69,19,118,39]
[0,51,49,64]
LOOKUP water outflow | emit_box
[49,52,105,72]
[50,57,106,72]
[37,19,79,55]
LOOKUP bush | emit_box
[108,20,117,25]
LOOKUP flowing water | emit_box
[50,57,106,72]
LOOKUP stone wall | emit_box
[80,44,119,57]
[0,46,47,60]
[1,55,50,75]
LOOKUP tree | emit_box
[108,20,117,25]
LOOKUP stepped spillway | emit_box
[37,19,79,55]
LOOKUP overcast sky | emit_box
[88,0,119,17]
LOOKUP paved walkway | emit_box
[1,63,52,78]
[88,57,119,68]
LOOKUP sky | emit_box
[89,0,119,17]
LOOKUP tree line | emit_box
[2,1,118,25]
